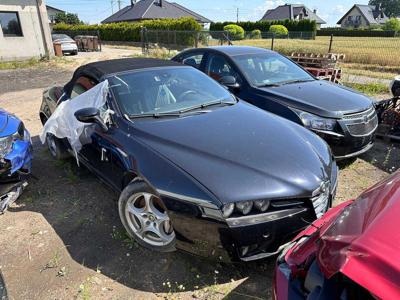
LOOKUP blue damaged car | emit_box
[0,109,32,213]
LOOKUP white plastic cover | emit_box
[40,80,110,158]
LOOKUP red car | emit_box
[274,171,400,300]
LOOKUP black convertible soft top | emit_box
[64,58,183,97]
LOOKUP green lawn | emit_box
[232,36,400,67]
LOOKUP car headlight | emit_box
[292,109,337,131]
[254,199,270,212]
[222,199,271,218]
[0,125,28,158]
[0,136,13,158]
[222,203,235,218]
[236,201,253,215]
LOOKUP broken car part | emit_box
[0,109,32,213]
[274,170,400,299]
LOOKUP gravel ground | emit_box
[0,47,399,300]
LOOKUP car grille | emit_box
[343,107,378,137]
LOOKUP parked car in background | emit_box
[172,46,378,160]
[39,58,338,262]
[0,109,32,213]
[274,170,400,300]
[52,34,78,55]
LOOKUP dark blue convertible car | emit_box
[39,58,338,261]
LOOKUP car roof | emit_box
[64,58,184,96]
[77,58,183,78]
[206,46,274,56]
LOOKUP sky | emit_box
[46,0,371,26]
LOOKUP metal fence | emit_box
[140,29,400,68]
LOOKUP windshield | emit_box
[232,53,314,87]
[108,67,236,117]
[52,34,71,41]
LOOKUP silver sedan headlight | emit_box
[292,109,337,132]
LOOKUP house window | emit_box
[0,12,23,37]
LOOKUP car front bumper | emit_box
[314,130,376,159]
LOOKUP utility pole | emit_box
[118,0,122,10]
[236,7,239,23]
[111,0,114,14]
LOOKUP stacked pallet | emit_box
[290,53,345,83]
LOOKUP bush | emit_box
[210,19,316,32]
[382,18,400,32]
[250,29,261,39]
[269,25,288,36]
[317,29,396,37]
[53,17,201,44]
[223,24,245,40]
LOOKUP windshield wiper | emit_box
[178,99,236,114]
[257,83,282,87]
[279,79,314,85]
[128,112,182,119]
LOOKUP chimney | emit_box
[130,0,135,6]
[313,9,317,14]
[289,4,294,20]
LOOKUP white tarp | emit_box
[40,80,109,157]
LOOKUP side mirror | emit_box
[74,107,108,132]
[220,76,240,90]
[390,76,400,98]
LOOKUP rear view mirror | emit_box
[74,107,108,132]
[390,76,400,98]
[220,76,240,90]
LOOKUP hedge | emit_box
[210,19,316,32]
[317,29,397,37]
[53,17,202,43]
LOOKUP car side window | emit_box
[71,76,97,99]
[181,53,205,69]
[206,55,239,82]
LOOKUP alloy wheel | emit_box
[124,192,175,246]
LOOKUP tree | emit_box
[223,24,245,40]
[54,12,83,25]
[369,0,400,18]
[382,17,400,31]
[269,25,289,36]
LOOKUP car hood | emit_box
[316,170,400,298]
[54,38,75,44]
[132,102,332,205]
[0,110,19,138]
[255,80,373,118]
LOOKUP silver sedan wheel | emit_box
[125,192,175,246]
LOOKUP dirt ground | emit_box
[0,46,399,300]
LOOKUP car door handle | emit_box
[101,148,109,162]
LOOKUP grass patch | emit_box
[343,82,389,96]
[233,36,400,67]
[0,58,41,70]
[0,56,72,70]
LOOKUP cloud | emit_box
[333,4,346,14]
[245,0,285,21]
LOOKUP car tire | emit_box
[73,51,78,55]
[118,181,176,252]
[46,133,69,160]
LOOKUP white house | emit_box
[337,4,388,29]
[46,4,65,25]
[0,0,54,61]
